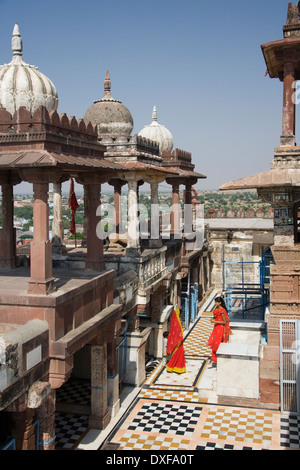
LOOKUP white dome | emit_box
[0,24,58,115]
[138,106,173,153]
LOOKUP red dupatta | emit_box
[166,309,186,374]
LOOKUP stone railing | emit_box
[139,249,168,290]
[98,134,160,156]
[205,207,274,219]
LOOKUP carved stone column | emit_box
[27,182,55,295]
[76,174,106,271]
[146,175,165,248]
[9,406,36,450]
[29,383,55,450]
[281,60,296,146]
[0,182,16,268]
[52,182,66,254]
[85,183,104,271]
[171,180,181,238]
[126,176,141,254]
[18,168,62,295]
[81,184,88,247]
[109,178,125,241]
[107,334,120,418]
[89,342,110,430]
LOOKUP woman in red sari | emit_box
[166,309,186,374]
[207,296,232,364]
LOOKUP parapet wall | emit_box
[0,105,98,142]
[205,207,274,219]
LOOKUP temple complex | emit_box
[2,3,300,450]
[0,25,210,449]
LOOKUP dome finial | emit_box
[100,70,117,102]
[152,105,157,122]
[12,23,23,57]
[104,70,112,96]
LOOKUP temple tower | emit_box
[220,2,300,409]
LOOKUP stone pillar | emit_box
[148,177,164,248]
[184,180,193,233]
[0,183,16,268]
[126,176,141,254]
[171,180,181,238]
[9,407,36,450]
[107,337,120,418]
[27,183,55,295]
[85,183,104,271]
[125,327,152,386]
[109,179,123,240]
[52,182,66,254]
[89,342,110,430]
[28,383,55,451]
[81,185,88,247]
[281,61,296,146]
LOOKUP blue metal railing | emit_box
[181,283,198,328]
[33,419,39,450]
[1,438,16,450]
[1,419,40,451]
[223,248,272,321]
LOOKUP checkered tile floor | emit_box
[106,311,300,451]
[55,413,89,449]
[53,310,300,451]
[200,408,274,447]
[127,403,202,435]
[280,414,300,448]
[55,378,90,449]
[183,316,214,357]
[56,378,90,405]
[118,432,193,451]
[109,398,287,450]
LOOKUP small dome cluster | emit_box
[0,25,174,156]
[0,24,58,115]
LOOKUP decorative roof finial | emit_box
[104,70,111,94]
[12,23,23,57]
[152,105,157,122]
[97,70,121,103]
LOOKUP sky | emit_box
[0,0,293,194]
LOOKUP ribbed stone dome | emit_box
[0,24,58,115]
[83,71,134,137]
[138,106,173,153]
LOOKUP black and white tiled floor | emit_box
[54,315,300,450]
[56,378,90,406]
[127,402,203,435]
[55,378,90,449]
[55,413,89,450]
[280,414,300,449]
